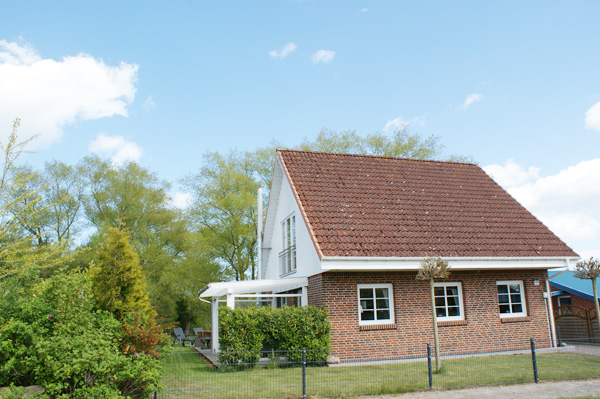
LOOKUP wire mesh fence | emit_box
[155,340,600,399]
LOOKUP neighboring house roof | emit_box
[278,149,578,259]
[549,271,600,303]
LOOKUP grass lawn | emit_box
[157,347,600,399]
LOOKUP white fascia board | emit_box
[320,256,580,271]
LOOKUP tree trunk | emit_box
[593,278,600,339]
[430,278,441,372]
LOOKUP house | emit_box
[549,270,599,340]
[200,149,579,360]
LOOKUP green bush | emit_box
[218,306,330,366]
[0,271,164,398]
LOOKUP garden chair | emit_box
[173,327,192,346]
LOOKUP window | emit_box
[496,281,527,318]
[434,282,464,321]
[279,214,296,275]
[558,296,572,307]
[357,284,394,325]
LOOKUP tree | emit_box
[417,257,450,372]
[186,151,260,281]
[89,227,155,321]
[0,119,66,283]
[573,257,600,335]
[80,156,189,322]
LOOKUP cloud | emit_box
[142,95,156,110]
[585,101,600,132]
[311,49,336,64]
[462,93,484,109]
[361,8,369,12]
[89,133,143,167]
[168,191,193,209]
[269,43,297,60]
[383,116,426,134]
[483,158,600,256]
[0,40,138,148]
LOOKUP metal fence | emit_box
[155,340,600,399]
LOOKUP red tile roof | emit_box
[278,150,578,258]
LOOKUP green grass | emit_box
[157,347,600,399]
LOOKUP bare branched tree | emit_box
[573,257,600,335]
[417,257,450,372]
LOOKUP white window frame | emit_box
[496,280,527,318]
[433,282,464,322]
[279,213,296,276]
[357,283,394,325]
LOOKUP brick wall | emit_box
[308,270,552,361]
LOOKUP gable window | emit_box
[434,282,464,321]
[496,281,527,318]
[279,214,296,275]
[558,296,572,307]
[357,284,394,325]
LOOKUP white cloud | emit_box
[361,8,369,12]
[311,49,336,64]
[462,93,484,109]
[383,116,425,134]
[269,43,297,60]
[0,40,138,147]
[483,158,600,257]
[142,95,156,110]
[585,101,600,132]
[169,191,193,210]
[89,133,143,167]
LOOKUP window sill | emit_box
[359,323,397,331]
[437,319,467,327]
[500,316,530,323]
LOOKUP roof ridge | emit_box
[276,148,477,167]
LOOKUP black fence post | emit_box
[530,338,539,383]
[153,391,157,399]
[427,343,433,389]
[556,326,562,347]
[302,348,307,398]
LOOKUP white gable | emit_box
[261,158,321,279]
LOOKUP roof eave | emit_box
[320,256,580,272]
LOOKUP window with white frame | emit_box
[558,296,572,307]
[357,284,394,325]
[279,214,296,275]
[434,282,464,321]
[496,281,527,317]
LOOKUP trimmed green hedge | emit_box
[218,306,330,366]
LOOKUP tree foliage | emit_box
[186,151,260,281]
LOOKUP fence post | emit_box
[153,391,157,399]
[556,326,562,347]
[302,348,307,399]
[530,338,539,383]
[427,343,433,389]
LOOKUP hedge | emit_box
[218,306,330,366]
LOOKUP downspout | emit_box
[545,259,571,348]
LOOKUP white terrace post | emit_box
[301,285,308,307]
[211,297,219,353]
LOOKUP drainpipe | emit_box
[545,260,571,348]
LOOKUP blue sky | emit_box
[1,0,599,260]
